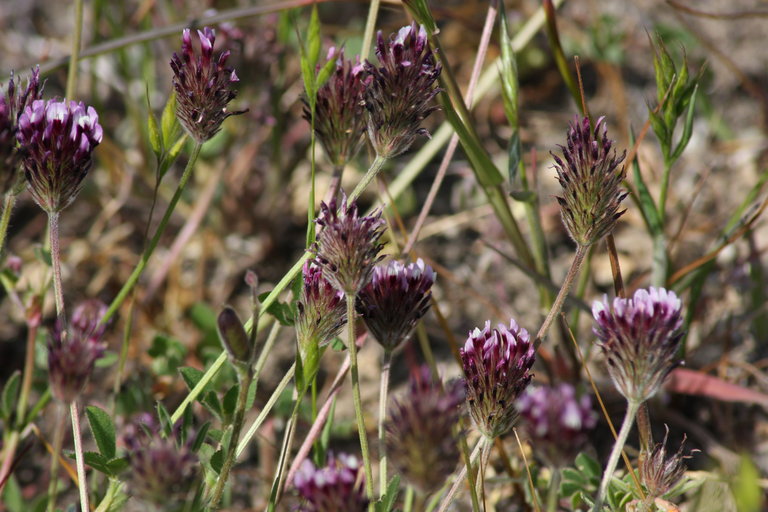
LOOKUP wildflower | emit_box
[363,22,441,158]
[593,287,684,403]
[170,27,246,143]
[639,426,695,499]
[17,99,102,213]
[517,383,597,466]
[386,366,464,494]
[304,48,369,169]
[217,306,253,367]
[294,453,368,512]
[461,319,536,439]
[48,300,108,403]
[552,116,627,247]
[312,194,386,296]
[1,67,42,193]
[356,258,434,353]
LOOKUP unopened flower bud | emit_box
[217,306,253,366]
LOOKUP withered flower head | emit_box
[294,453,368,512]
[517,383,597,467]
[386,366,464,495]
[18,99,102,213]
[304,48,369,169]
[363,22,441,159]
[312,194,386,295]
[170,27,246,143]
[552,116,627,247]
[460,319,536,439]
[639,426,696,499]
[593,287,684,404]
[356,258,435,353]
[48,299,108,403]
[1,67,42,193]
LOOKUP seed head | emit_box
[356,258,434,353]
[312,194,386,295]
[1,67,43,194]
[364,23,441,158]
[460,319,536,439]
[170,27,246,143]
[17,99,102,213]
[294,453,368,512]
[552,116,627,247]
[304,48,369,169]
[639,426,695,500]
[593,287,684,403]
[48,300,108,403]
[517,383,597,467]
[386,366,464,495]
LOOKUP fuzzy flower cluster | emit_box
[517,383,597,466]
[296,262,347,348]
[356,258,435,353]
[552,116,627,247]
[48,300,108,403]
[593,287,684,404]
[170,27,246,143]
[0,68,42,193]
[461,319,536,439]
[17,99,102,213]
[386,366,464,494]
[294,453,368,512]
[312,195,386,295]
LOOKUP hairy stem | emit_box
[378,351,392,497]
[535,243,588,344]
[0,193,15,256]
[436,439,484,512]
[594,400,640,512]
[324,164,344,205]
[350,155,387,202]
[46,403,66,512]
[48,212,65,318]
[70,401,89,512]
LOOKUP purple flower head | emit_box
[517,383,597,467]
[296,262,347,349]
[593,287,684,403]
[126,427,200,506]
[356,258,435,353]
[460,319,536,439]
[304,48,369,169]
[312,194,386,296]
[552,116,627,247]
[363,22,441,159]
[48,300,108,403]
[1,67,43,193]
[170,27,247,143]
[639,426,696,500]
[386,366,464,494]
[17,99,102,213]
[294,453,368,512]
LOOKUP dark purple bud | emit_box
[0,67,43,193]
[517,383,597,467]
[312,194,386,296]
[294,453,368,512]
[170,27,247,143]
[460,319,536,439]
[386,366,464,494]
[593,287,684,403]
[639,426,696,500]
[552,116,627,246]
[17,99,102,213]
[304,48,369,169]
[217,306,253,366]
[356,258,434,353]
[363,23,442,158]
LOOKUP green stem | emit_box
[350,155,387,202]
[16,323,39,429]
[70,401,90,512]
[378,351,392,497]
[546,467,561,512]
[266,396,302,511]
[360,0,381,59]
[658,161,672,225]
[210,368,253,508]
[346,292,374,500]
[307,114,317,247]
[535,243,588,344]
[46,403,66,512]
[436,439,484,512]
[593,400,640,512]
[0,193,15,256]
[403,485,415,512]
[101,141,203,325]
[48,212,65,318]
[65,0,84,99]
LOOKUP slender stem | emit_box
[350,155,387,202]
[16,323,39,429]
[266,396,301,511]
[593,400,640,512]
[65,0,84,99]
[378,351,392,497]
[101,141,203,325]
[546,467,561,512]
[535,244,588,344]
[0,431,20,494]
[403,485,415,512]
[360,0,381,59]
[47,403,66,512]
[324,164,344,205]
[0,193,15,256]
[605,234,625,298]
[346,293,374,500]
[70,401,90,512]
[211,368,254,508]
[436,439,484,512]
[658,161,672,224]
[475,438,492,510]
[635,402,653,454]
[48,212,65,318]
[307,115,317,247]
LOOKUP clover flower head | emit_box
[1,67,43,193]
[294,453,368,512]
[297,261,347,348]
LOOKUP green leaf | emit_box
[179,366,205,392]
[507,131,522,184]
[315,53,337,91]
[202,390,223,420]
[33,246,52,267]
[86,405,116,459]
[306,5,322,70]
[83,451,112,476]
[210,447,224,475]
[146,91,162,157]
[631,129,663,235]
[574,452,602,479]
[166,135,187,165]
[374,475,400,512]
[156,402,173,437]
[106,457,129,475]
[222,383,239,420]
[2,370,20,422]
[732,455,761,512]
[498,1,519,129]
[161,91,179,146]
[191,421,211,452]
[671,83,699,162]
[258,291,296,326]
